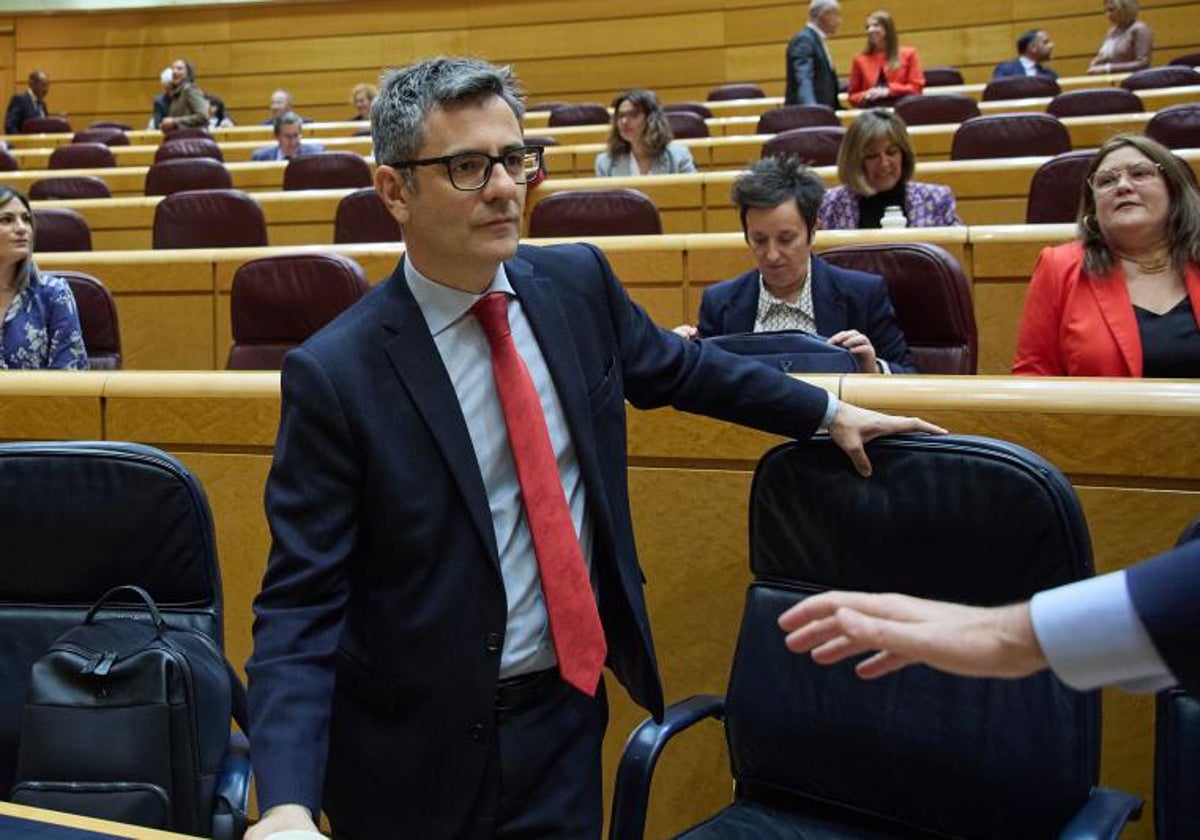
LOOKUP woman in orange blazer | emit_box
[1013,134,1200,377]
[848,10,925,107]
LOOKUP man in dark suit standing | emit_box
[992,30,1058,80]
[5,70,50,134]
[245,56,942,839]
[785,0,842,108]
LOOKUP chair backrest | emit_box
[143,158,233,196]
[732,434,1097,837]
[819,242,977,373]
[28,176,111,201]
[20,116,71,134]
[55,271,122,369]
[0,150,17,172]
[893,94,981,126]
[31,208,92,252]
[951,113,1071,160]
[282,151,373,190]
[161,126,212,140]
[333,188,404,244]
[755,105,840,135]
[923,66,964,87]
[154,137,224,164]
[665,111,708,139]
[89,121,132,131]
[0,441,224,798]
[981,74,1061,101]
[152,189,267,249]
[48,142,116,170]
[663,102,713,119]
[1026,149,1096,224]
[547,103,610,127]
[71,128,130,147]
[1147,104,1200,150]
[1120,66,1200,91]
[761,126,845,167]
[707,83,765,101]
[1046,87,1144,118]
[528,188,662,238]
[1169,51,1200,67]
[227,252,370,370]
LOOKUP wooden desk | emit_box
[0,801,200,838]
[9,135,373,170]
[1,120,370,151]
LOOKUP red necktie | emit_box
[472,292,606,696]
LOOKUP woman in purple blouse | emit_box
[817,109,960,230]
[0,187,88,370]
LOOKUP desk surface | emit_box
[0,802,200,839]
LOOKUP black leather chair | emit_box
[29,176,112,200]
[56,271,122,369]
[981,75,1061,101]
[333,188,403,244]
[893,94,980,126]
[755,105,839,135]
[31,208,92,252]
[0,441,250,839]
[923,66,964,87]
[528,189,662,237]
[610,434,1142,840]
[761,126,844,167]
[1026,150,1096,224]
[707,83,765,101]
[1046,88,1143,118]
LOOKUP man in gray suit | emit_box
[785,0,841,109]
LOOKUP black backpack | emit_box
[11,585,248,837]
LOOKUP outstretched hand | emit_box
[827,401,946,477]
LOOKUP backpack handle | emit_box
[85,585,168,631]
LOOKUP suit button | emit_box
[469,722,486,743]
[485,632,503,653]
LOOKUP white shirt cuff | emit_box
[818,393,839,432]
[1030,570,1176,693]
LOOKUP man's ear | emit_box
[374,165,410,226]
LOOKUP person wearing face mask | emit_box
[594,89,696,177]
[159,58,208,132]
[1014,134,1200,377]
[847,10,924,106]
[676,156,917,374]
[817,109,959,230]
[0,187,87,370]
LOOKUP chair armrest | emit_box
[1058,786,1142,840]
[608,694,725,840]
[212,730,252,840]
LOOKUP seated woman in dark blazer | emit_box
[676,156,917,374]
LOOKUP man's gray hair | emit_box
[808,0,839,21]
[272,111,304,135]
[372,56,525,171]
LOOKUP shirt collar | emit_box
[1018,55,1038,71]
[404,258,513,338]
[806,22,829,42]
[756,255,813,307]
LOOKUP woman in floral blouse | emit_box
[0,187,88,370]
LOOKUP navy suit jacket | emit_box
[249,142,325,162]
[785,26,839,109]
[246,242,830,836]
[992,59,1058,80]
[1128,538,1200,693]
[5,92,46,134]
[697,256,918,373]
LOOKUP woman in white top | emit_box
[594,88,697,177]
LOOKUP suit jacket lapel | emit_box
[726,271,761,333]
[1088,264,1140,375]
[380,262,500,567]
[811,258,846,337]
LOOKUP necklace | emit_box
[1114,246,1172,275]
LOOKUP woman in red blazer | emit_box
[1013,134,1200,377]
[848,10,925,106]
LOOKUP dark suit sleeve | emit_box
[246,347,361,815]
[1126,539,1200,694]
[697,286,720,337]
[5,95,25,134]
[862,275,918,374]
[787,32,820,106]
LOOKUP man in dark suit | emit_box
[785,0,841,108]
[681,157,917,374]
[5,70,50,134]
[249,111,325,161]
[244,56,942,840]
[992,29,1058,80]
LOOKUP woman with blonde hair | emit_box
[349,83,377,121]
[1087,0,1152,74]
[848,10,925,106]
[594,88,696,176]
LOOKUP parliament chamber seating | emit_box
[820,242,977,374]
[0,150,16,172]
[333,188,403,244]
[610,434,1140,839]
[152,189,267,249]
[161,126,212,140]
[57,271,122,369]
[707,83,765,101]
[48,142,115,169]
[981,74,1061,101]
[547,103,610,127]
[528,188,662,237]
[1046,87,1143,118]
[1121,66,1200,91]
[666,112,709,139]
[282,152,373,191]
[893,93,980,126]
[71,128,129,146]
[155,137,224,163]
[761,126,844,167]
[29,175,111,200]
[89,121,133,132]
[32,207,91,251]
[1146,104,1200,150]
[227,252,369,369]
[20,116,70,134]
[922,66,964,87]
[754,104,839,134]
[951,114,1071,160]
[143,158,234,196]
[1025,149,1095,224]
[1169,51,1200,67]
[664,102,713,119]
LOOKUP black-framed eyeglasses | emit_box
[388,146,544,191]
